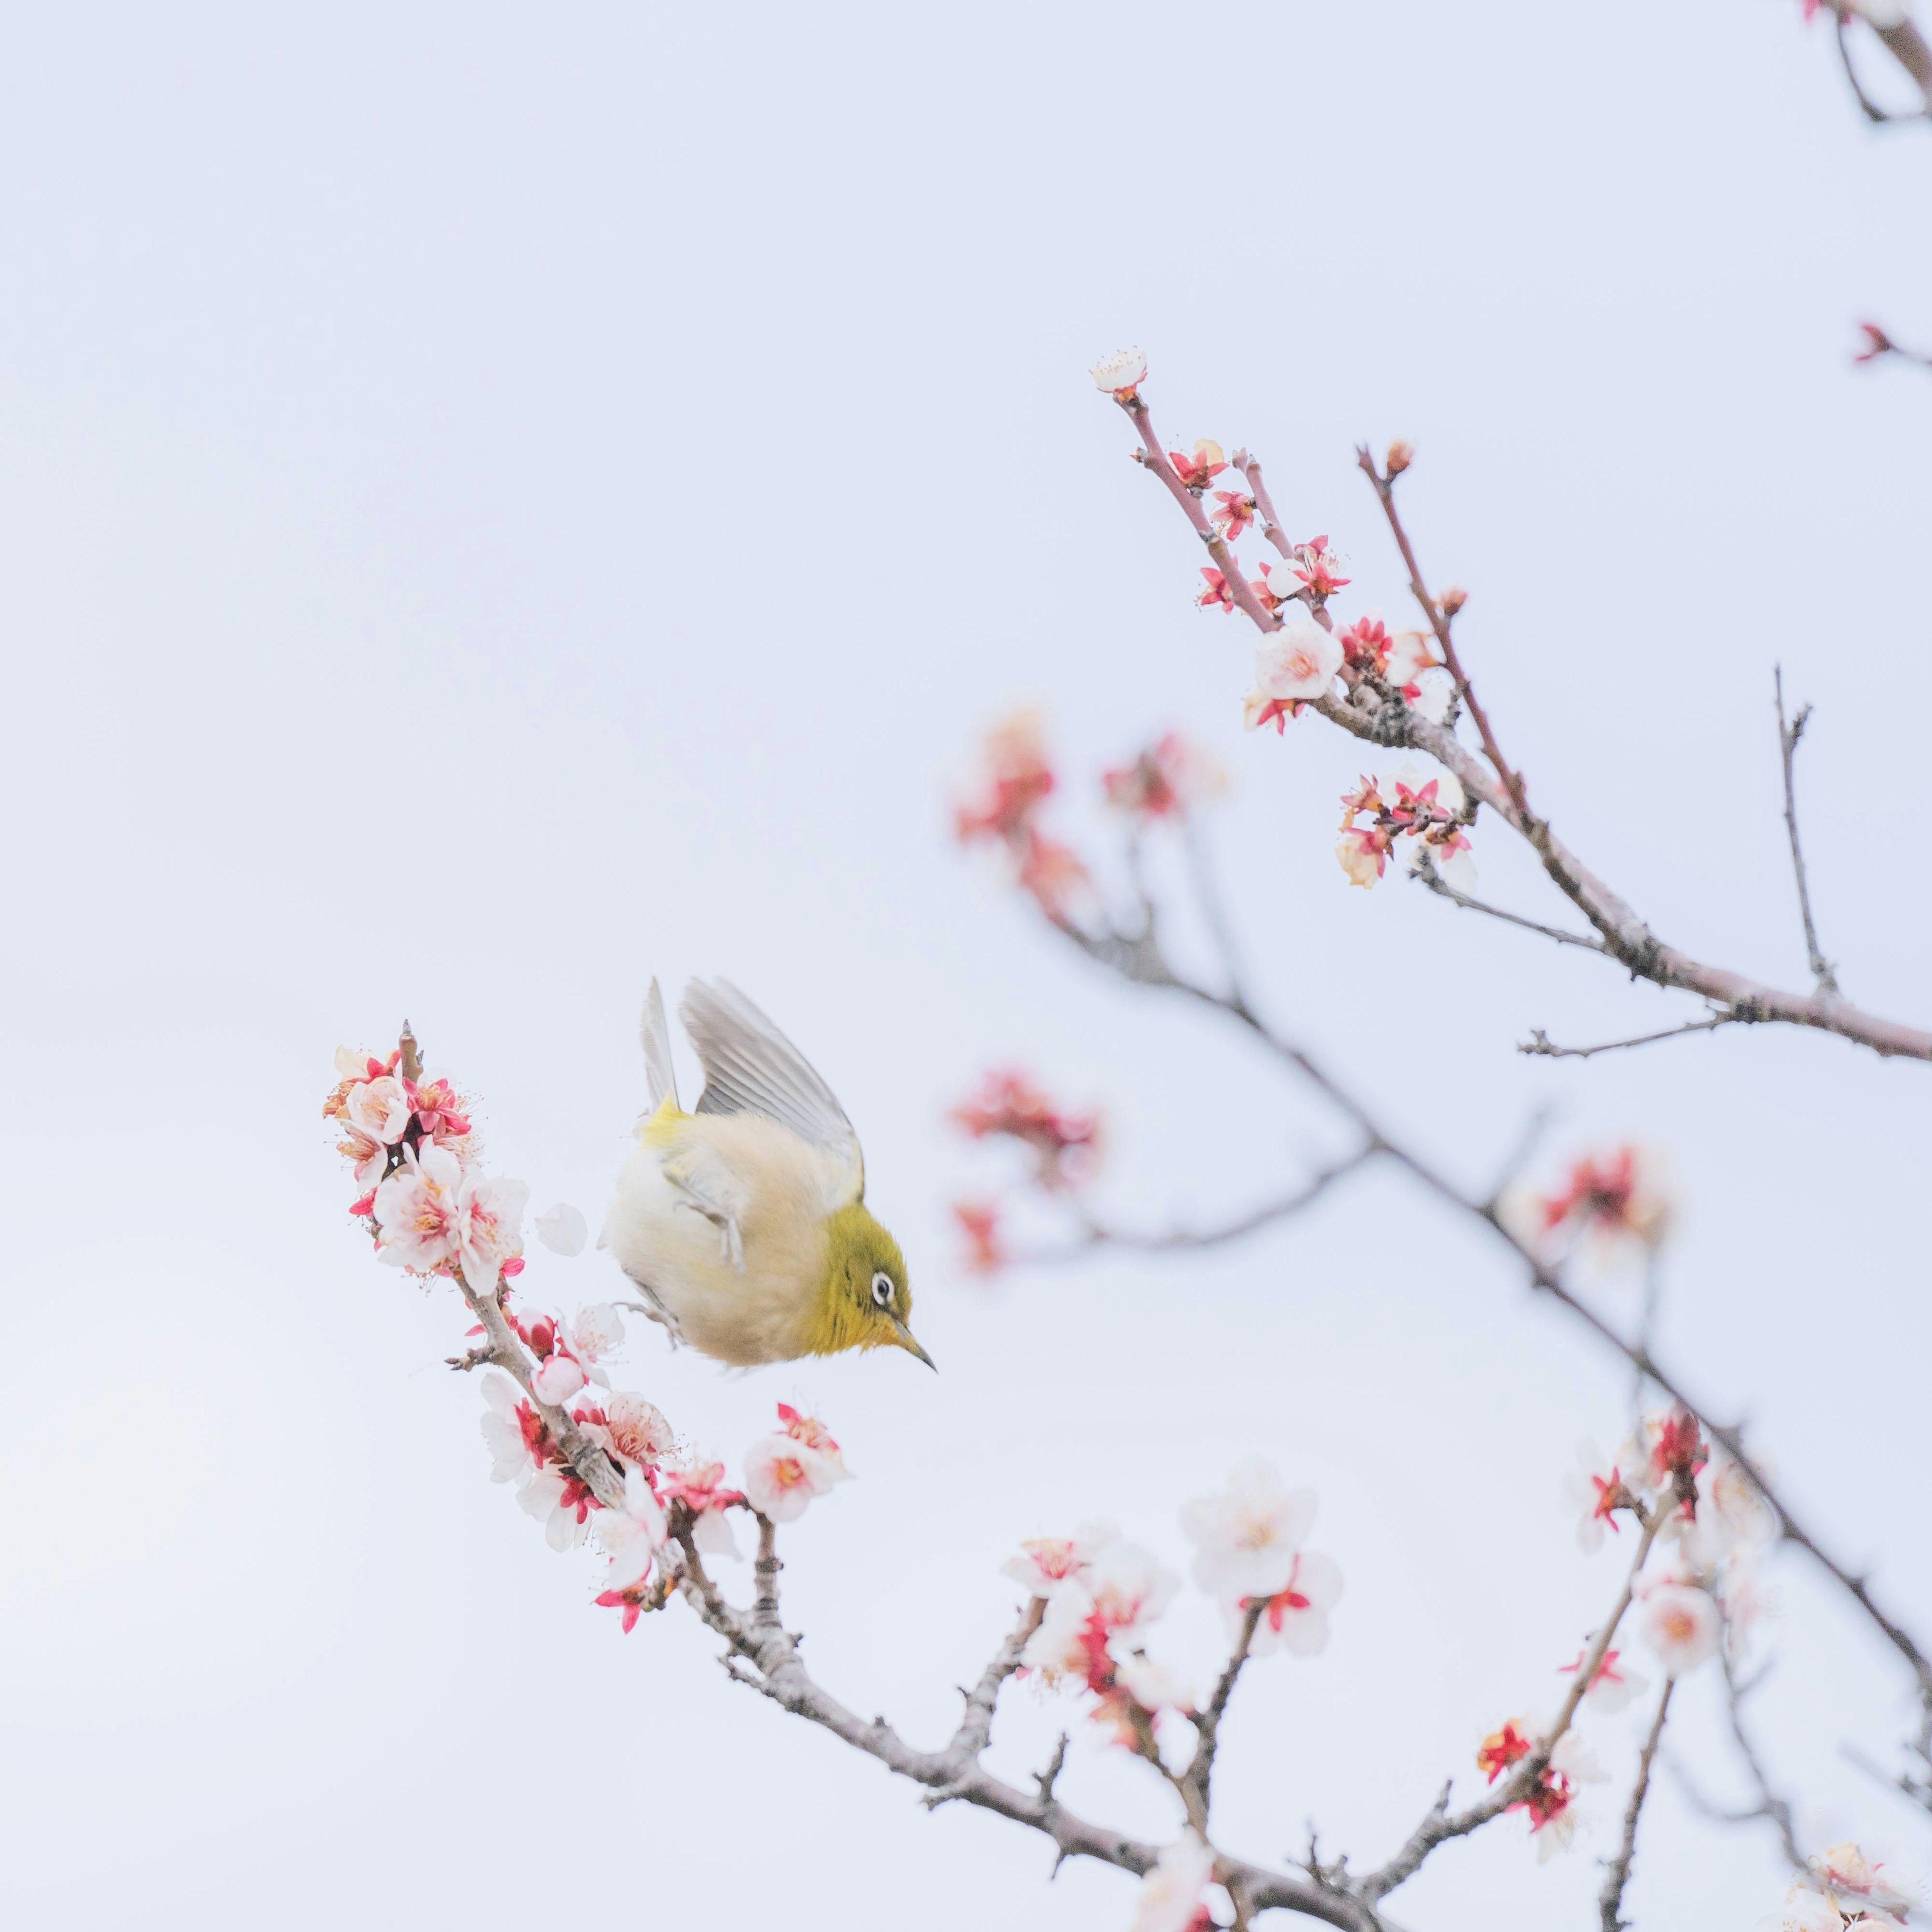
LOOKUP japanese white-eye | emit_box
[601,979,933,1371]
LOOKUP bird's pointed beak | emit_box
[893,1317,937,1371]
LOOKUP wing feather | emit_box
[639,978,680,1113]
[679,979,864,1200]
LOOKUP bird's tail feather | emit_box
[640,978,680,1113]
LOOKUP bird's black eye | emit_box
[870,1270,894,1309]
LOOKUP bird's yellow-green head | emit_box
[807,1201,933,1368]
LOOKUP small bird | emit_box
[602,978,933,1371]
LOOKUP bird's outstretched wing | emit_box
[639,978,680,1113]
[679,979,865,1203]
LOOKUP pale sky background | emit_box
[2,5,1928,1927]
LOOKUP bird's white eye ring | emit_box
[870,1270,894,1309]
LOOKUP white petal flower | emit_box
[534,1201,588,1256]
[530,1354,587,1406]
[596,1467,668,1590]
[346,1074,413,1145]
[603,1391,674,1468]
[741,1433,840,1522]
[479,1373,535,1484]
[1084,1539,1180,1632]
[373,1142,465,1274]
[1090,345,1147,395]
[1639,1583,1721,1676]
[1181,1455,1316,1603]
[455,1169,528,1295]
[1551,1732,1608,1785]
[517,1468,591,1552]
[1131,1834,1217,1932]
[1252,617,1343,702]
[1243,1549,1343,1658]
[571,1303,626,1363]
[1112,1650,1196,1715]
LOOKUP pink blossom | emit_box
[950,1068,1101,1190]
[518,1466,595,1552]
[1538,1146,1673,1261]
[1209,490,1256,542]
[1561,1439,1635,1554]
[1560,1645,1648,1714]
[373,1142,465,1275]
[402,1076,470,1143]
[1800,1841,1919,1917]
[602,1392,674,1470]
[1264,536,1350,603]
[955,710,1055,848]
[1195,566,1234,613]
[1016,832,1095,925]
[596,1466,668,1591]
[1181,1456,1316,1603]
[1130,1834,1217,1932]
[1085,1540,1179,1633]
[742,1433,841,1522]
[346,1074,413,1146]
[595,1578,657,1634]
[659,1456,747,1557]
[1638,1582,1721,1675]
[1090,346,1146,399]
[530,1353,587,1406]
[1168,439,1227,494]
[775,1404,851,1480]
[1477,1718,1536,1783]
[337,1123,389,1193]
[1243,1550,1343,1658]
[1251,616,1343,704]
[479,1373,538,1484]
[1335,826,1389,887]
[454,1166,528,1296]
[1001,1521,1119,1597]
[952,1198,1006,1275]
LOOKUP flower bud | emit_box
[1438,584,1468,618]
[1385,438,1414,476]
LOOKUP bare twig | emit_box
[1412,857,1609,954]
[1021,1145,1378,1262]
[1189,1600,1264,1824]
[1600,1679,1675,1932]
[1519,1011,1742,1061]
[1834,11,1918,121]
[1775,669,1839,995]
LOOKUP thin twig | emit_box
[1835,12,1910,122]
[1519,1011,1741,1061]
[1412,857,1609,954]
[1022,1146,1378,1262]
[1189,1601,1264,1824]
[1600,1678,1675,1932]
[1775,668,1839,994]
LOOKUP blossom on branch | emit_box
[1169,439,1227,495]
[1559,1645,1648,1714]
[1530,1144,1672,1263]
[596,1465,669,1591]
[1181,1456,1316,1603]
[1196,566,1235,613]
[1561,1438,1638,1554]
[373,1142,466,1276]
[659,1456,746,1557]
[1130,1833,1218,1932]
[1477,1717,1536,1783]
[1638,1580,1721,1675]
[1102,731,1227,823]
[1209,489,1256,541]
[1335,826,1390,887]
[1243,618,1343,733]
[950,1068,1101,1190]
[1001,1520,1119,1598]
[1797,1841,1919,1921]
[743,1419,846,1522]
[1242,1549,1343,1658]
[1090,345,1146,400]
[600,1390,673,1470]
[1262,536,1350,605]
[776,1403,850,1479]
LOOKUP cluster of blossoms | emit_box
[1762,1843,1920,1930]
[1006,1459,1341,1926]
[329,1043,851,1634]
[1334,759,1476,892]
[953,710,1093,926]
[947,1067,1103,1276]
[1470,1404,1783,1863]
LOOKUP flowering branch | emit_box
[1357,1509,1664,1905]
[1107,372,1932,1061]
[1775,669,1839,995]
[1599,1678,1674,1932]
